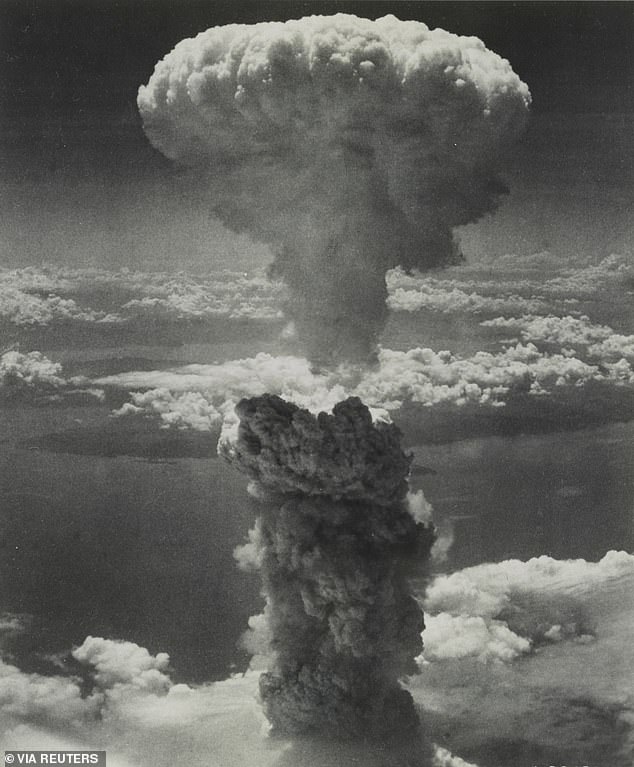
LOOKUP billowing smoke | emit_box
[220,394,435,760]
[138,11,530,760]
[138,14,530,364]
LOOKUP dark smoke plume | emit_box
[138,14,530,364]
[220,394,435,752]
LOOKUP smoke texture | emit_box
[220,394,435,756]
[138,14,531,364]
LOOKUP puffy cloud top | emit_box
[0,350,65,390]
[138,14,530,166]
[422,550,634,663]
[73,636,171,693]
[138,14,530,362]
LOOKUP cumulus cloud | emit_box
[411,550,634,766]
[432,748,478,767]
[483,313,634,374]
[475,250,631,282]
[386,269,549,315]
[1,552,632,766]
[139,13,529,363]
[0,613,28,638]
[1,253,629,333]
[421,549,634,663]
[120,272,284,321]
[539,253,633,298]
[4,253,627,339]
[72,636,171,693]
[0,287,120,326]
[0,267,102,326]
[0,265,285,326]
[115,389,229,431]
[0,637,272,766]
[0,350,102,403]
[0,632,478,767]
[385,253,633,318]
[422,613,531,663]
[101,336,634,436]
[356,344,610,407]
[1,350,66,390]
[0,266,80,295]
[484,313,620,346]
[103,354,352,431]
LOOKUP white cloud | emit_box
[1,254,630,331]
[483,314,634,378]
[0,265,284,326]
[0,350,102,402]
[0,286,120,326]
[483,313,616,346]
[0,655,100,725]
[0,650,271,766]
[1,553,631,765]
[473,251,631,285]
[411,550,634,765]
[385,254,633,318]
[421,549,634,663]
[0,633,475,767]
[72,636,171,693]
[357,344,606,407]
[422,613,531,663]
[387,270,548,315]
[115,389,227,431]
[541,253,633,298]
[100,338,634,434]
[1,350,66,390]
[120,274,284,321]
[432,748,479,767]
[104,354,352,430]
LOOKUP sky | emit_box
[0,1,632,271]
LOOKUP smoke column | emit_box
[138,13,530,364]
[220,394,436,761]
[138,13,530,762]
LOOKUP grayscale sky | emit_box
[1,1,632,271]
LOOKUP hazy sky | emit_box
[1,1,632,271]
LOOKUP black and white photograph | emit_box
[0,1,632,765]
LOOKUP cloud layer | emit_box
[0,265,284,327]
[483,313,634,374]
[1,254,629,334]
[422,549,633,663]
[0,350,101,403]
[1,549,632,766]
[413,550,634,766]
[387,254,632,317]
[100,336,634,438]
